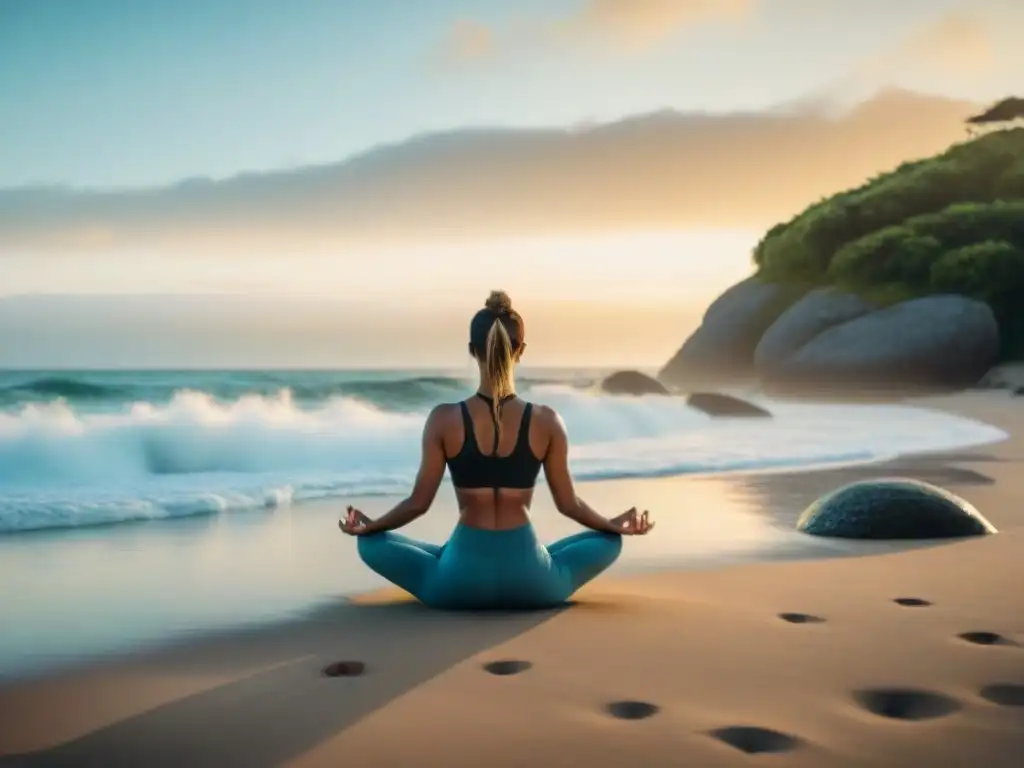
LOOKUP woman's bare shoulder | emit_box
[431,401,463,417]
[527,401,565,433]
[424,402,462,432]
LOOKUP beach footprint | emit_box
[979,684,1024,707]
[483,659,532,676]
[605,700,660,720]
[778,612,825,624]
[322,660,367,677]
[958,631,1016,647]
[709,726,801,755]
[893,597,932,607]
[853,688,960,721]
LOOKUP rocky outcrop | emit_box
[659,277,794,387]
[762,295,1000,391]
[754,288,875,374]
[686,392,771,418]
[797,479,997,539]
[601,370,670,396]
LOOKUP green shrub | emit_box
[829,227,942,290]
[855,282,924,307]
[754,128,1023,279]
[930,240,1024,357]
[996,157,1024,198]
[930,240,1024,294]
[905,200,1024,249]
[752,127,1024,360]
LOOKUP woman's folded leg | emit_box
[547,530,623,600]
[356,532,442,603]
[547,530,607,556]
[358,528,622,610]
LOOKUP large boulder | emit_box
[686,392,771,418]
[763,295,1000,391]
[601,370,670,396]
[659,277,795,386]
[754,288,875,374]
[797,479,996,539]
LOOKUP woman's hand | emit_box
[338,505,375,536]
[607,507,655,535]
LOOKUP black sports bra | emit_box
[445,394,543,490]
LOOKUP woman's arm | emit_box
[540,407,622,535]
[361,406,449,535]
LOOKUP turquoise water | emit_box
[0,368,595,411]
[0,368,1006,535]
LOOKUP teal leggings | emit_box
[357,523,622,610]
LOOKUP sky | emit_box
[1,0,1021,368]
[0,230,762,368]
[2,0,1020,189]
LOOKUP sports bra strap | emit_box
[458,401,477,452]
[476,393,516,457]
[446,396,543,491]
[515,403,533,452]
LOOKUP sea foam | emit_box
[0,385,1007,533]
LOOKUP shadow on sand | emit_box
[731,455,998,529]
[0,599,565,768]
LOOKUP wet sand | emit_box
[1,391,1021,767]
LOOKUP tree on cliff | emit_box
[966,97,1024,136]
[753,127,1024,359]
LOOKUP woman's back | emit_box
[442,395,548,530]
[341,290,652,610]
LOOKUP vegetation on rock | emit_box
[753,125,1024,358]
[966,97,1024,134]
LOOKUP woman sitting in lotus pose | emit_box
[339,290,654,609]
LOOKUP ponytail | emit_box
[469,290,522,454]
[484,317,516,451]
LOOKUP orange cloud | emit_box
[438,19,494,65]
[845,10,999,93]
[897,12,996,75]
[566,0,754,48]
[435,0,754,63]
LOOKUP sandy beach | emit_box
[6,5,1023,765]
[1,390,1022,767]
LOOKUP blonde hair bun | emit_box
[485,290,513,315]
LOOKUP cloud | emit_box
[438,19,494,65]
[841,10,999,97]
[562,0,754,48]
[895,12,996,76]
[434,0,754,63]
[0,89,981,253]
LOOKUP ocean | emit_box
[0,367,1009,677]
[0,368,1007,535]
